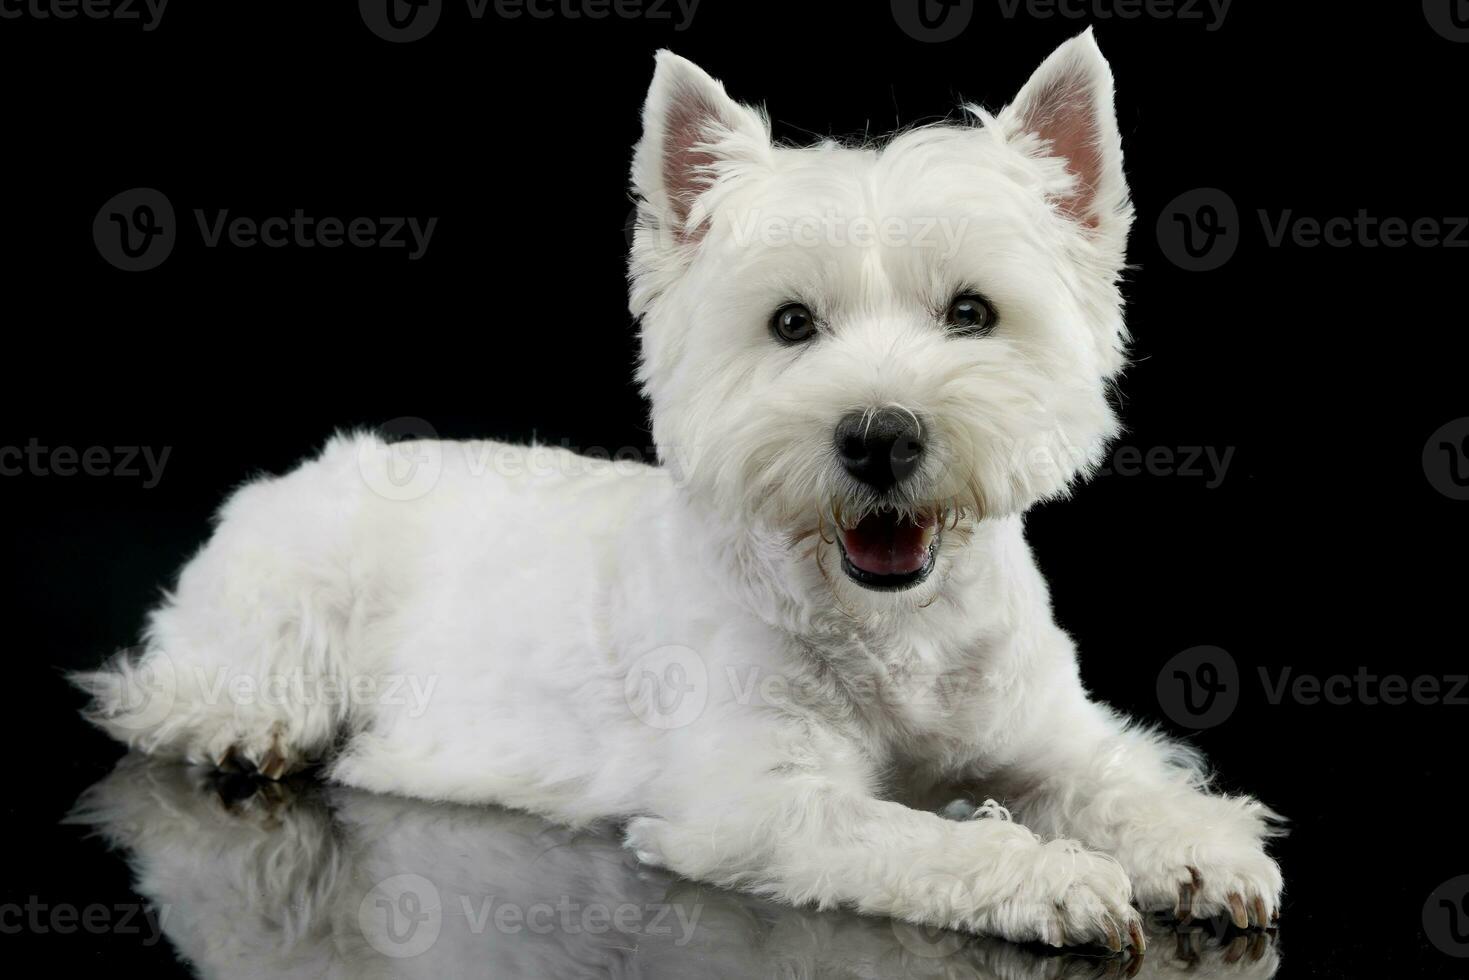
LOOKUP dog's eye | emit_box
[771,303,818,344]
[944,294,996,336]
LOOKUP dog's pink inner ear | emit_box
[1014,72,1107,228]
[661,85,724,244]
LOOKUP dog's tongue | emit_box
[841,511,934,576]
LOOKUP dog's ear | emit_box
[632,51,770,247]
[998,29,1130,241]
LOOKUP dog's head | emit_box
[628,31,1131,609]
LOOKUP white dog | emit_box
[75,30,1282,952]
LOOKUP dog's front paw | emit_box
[1126,840,1282,929]
[201,722,311,781]
[959,838,1145,952]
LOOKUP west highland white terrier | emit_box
[75,30,1283,951]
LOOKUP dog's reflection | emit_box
[70,756,1281,979]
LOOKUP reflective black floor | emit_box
[22,754,1288,980]
[11,711,1469,980]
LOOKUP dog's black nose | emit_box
[834,409,924,491]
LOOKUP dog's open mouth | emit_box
[836,510,940,591]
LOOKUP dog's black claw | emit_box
[215,746,246,773]
[1177,881,1195,924]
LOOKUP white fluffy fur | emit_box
[74,31,1282,951]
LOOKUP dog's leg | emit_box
[72,436,386,776]
[997,692,1284,928]
[622,747,1144,951]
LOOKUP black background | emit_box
[2,2,1466,976]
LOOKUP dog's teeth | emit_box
[920,523,937,548]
